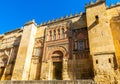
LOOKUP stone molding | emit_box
[48,46,67,60]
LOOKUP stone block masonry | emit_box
[0,80,95,84]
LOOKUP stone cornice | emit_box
[4,28,22,35]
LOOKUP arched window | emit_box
[58,29,60,39]
[96,60,98,64]
[62,28,65,38]
[53,30,56,40]
[108,58,111,63]
[49,30,52,41]
[78,40,85,51]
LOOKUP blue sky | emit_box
[0,0,119,34]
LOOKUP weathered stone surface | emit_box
[0,1,120,84]
[0,80,94,84]
[11,21,37,80]
[86,1,120,83]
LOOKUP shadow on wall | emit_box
[35,52,43,80]
[67,57,94,80]
[1,36,20,80]
[66,16,94,80]
[87,20,98,31]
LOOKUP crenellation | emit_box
[109,4,116,8]
[39,12,84,27]
[85,0,105,8]
[51,19,55,22]
[106,2,120,9]
[43,22,47,25]
[65,15,69,18]
[90,0,94,5]
[116,2,120,5]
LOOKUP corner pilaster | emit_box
[11,20,37,80]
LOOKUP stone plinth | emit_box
[0,80,95,84]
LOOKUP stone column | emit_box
[48,60,52,80]
[62,59,70,80]
[46,30,49,41]
[73,54,76,80]
[29,56,40,80]
[62,28,65,39]
[11,20,37,80]
[60,27,63,39]
[64,26,67,38]
[51,30,54,40]
[40,61,49,80]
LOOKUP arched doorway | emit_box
[52,51,63,80]
[40,46,68,80]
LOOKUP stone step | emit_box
[0,80,95,84]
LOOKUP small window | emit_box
[96,60,98,64]
[62,28,64,34]
[58,29,60,39]
[95,15,99,23]
[62,28,65,38]
[109,58,111,63]
[95,15,99,19]
[49,31,52,40]
[53,30,56,40]
[78,41,85,51]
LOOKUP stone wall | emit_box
[0,29,22,80]
[85,1,120,83]
[11,20,37,80]
[0,1,120,83]
[110,16,120,71]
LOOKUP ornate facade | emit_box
[0,0,120,84]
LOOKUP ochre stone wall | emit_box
[86,1,120,83]
[0,29,22,80]
[110,17,120,71]
[86,2,115,54]
[0,1,120,84]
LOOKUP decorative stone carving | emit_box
[0,50,11,67]
[48,46,67,60]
